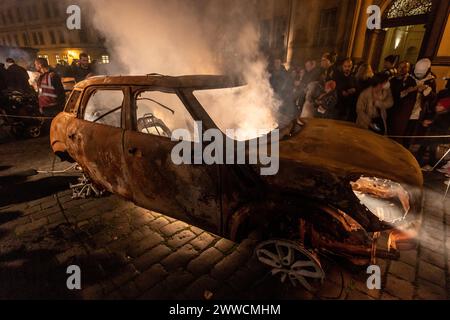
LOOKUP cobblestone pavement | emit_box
[0,136,449,300]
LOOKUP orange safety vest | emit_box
[38,72,58,109]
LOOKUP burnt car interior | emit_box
[134,90,194,138]
[83,89,124,128]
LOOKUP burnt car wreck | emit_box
[50,75,423,291]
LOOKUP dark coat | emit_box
[388,75,417,136]
[335,71,357,121]
[6,64,31,92]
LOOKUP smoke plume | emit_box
[86,0,283,139]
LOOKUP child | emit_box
[314,80,338,119]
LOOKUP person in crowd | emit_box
[269,57,290,98]
[437,77,450,100]
[300,54,336,119]
[314,80,338,119]
[403,58,437,150]
[5,58,32,93]
[387,61,417,143]
[302,59,321,86]
[55,60,71,78]
[383,54,398,78]
[335,58,358,121]
[356,72,394,135]
[71,53,96,83]
[292,67,305,110]
[35,58,66,117]
[320,52,336,82]
[415,96,450,168]
[355,62,374,95]
[297,59,321,112]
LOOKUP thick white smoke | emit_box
[87,0,282,139]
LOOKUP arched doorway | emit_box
[374,0,433,70]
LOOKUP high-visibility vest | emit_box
[38,72,58,108]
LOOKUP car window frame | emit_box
[130,86,197,140]
[78,85,129,130]
[64,88,83,115]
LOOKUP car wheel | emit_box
[255,239,325,292]
[26,125,42,138]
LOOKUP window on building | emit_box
[7,8,15,24]
[101,55,110,64]
[22,33,29,46]
[62,55,68,63]
[0,13,6,26]
[32,5,39,20]
[27,7,33,21]
[316,8,338,47]
[14,34,20,46]
[16,8,23,23]
[6,34,12,46]
[44,1,52,19]
[49,30,56,45]
[55,55,61,64]
[38,32,45,45]
[58,30,66,44]
[32,32,39,46]
[273,17,288,57]
[53,1,61,18]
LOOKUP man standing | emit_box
[388,61,417,142]
[335,58,358,121]
[5,58,32,93]
[35,58,66,117]
[71,53,95,83]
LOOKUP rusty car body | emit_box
[50,75,423,290]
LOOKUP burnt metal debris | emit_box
[50,75,424,291]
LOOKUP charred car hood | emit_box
[275,118,423,188]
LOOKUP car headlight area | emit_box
[350,176,411,225]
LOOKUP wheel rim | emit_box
[28,126,41,138]
[255,239,325,291]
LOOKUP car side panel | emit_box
[123,130,222,234]
[65,119,132,199]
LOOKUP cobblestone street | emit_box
[0,136,449,300]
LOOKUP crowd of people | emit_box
[0,53,96,118]
[269,53,450,175]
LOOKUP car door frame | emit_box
[65,84,132,198]
[122,85,224,234]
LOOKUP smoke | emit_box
[85,0,282,139]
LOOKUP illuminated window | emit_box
[38,54,49,64]
[101,55,110,64]
[385,0,433,19]
[55,55,61,64]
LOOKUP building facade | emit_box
[0,0,109,67]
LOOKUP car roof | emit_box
[74,74,246,90]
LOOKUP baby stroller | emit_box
[0,89,43,138]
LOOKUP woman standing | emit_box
[356,73,394,135]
